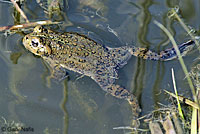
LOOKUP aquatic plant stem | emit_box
[10,0,29,23]
[191,107,197,134]
[171,68,184,120]
[153,20,199,108]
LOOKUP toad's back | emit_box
[23,26,134,86]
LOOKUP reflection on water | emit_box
[60,79,68,134]
[0,0,199,133]
[69,82,98,118]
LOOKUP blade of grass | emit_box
[153,20,199,108]
[154,20,199,134]
[191,107,197,134]
[171,68,185,120]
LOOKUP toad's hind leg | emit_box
[92,75,141,126]
[106,84,141,117]
[131,40,195,61]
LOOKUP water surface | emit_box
[0,0,199,133]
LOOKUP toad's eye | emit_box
[31,40,39,47]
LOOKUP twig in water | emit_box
[164,90,199,110]
[0,0,12,4]
[0,20,60,32]
[10,0,29,23]
[113,126,148,132]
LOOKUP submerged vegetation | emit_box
[113,6,200,134]
[146,6,200,134]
